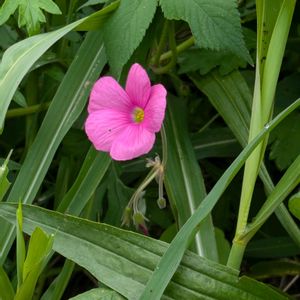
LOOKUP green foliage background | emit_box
[0,0,299,299]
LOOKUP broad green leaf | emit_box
[288,192,300,221]
[0,0,61,36]
[140,98,300,299]
[0,31,107,265]
[0,150,12,202]
[159,0,252,63]
[0,265,14,300]
[269,112,300,169]
[15,227,53,300]
[70,288,125,300]
[0,203,290,300]
[18,0,62,35]
[0,1,118,132]
[164,97,218,260]
[103,0,157,76]
[249,260,300,279]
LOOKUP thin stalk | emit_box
[153,20,170,66]
[6,103,50,119]
[160,124,168,169]
[159,36,195,62]
[153,21,177,74]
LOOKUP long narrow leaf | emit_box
[164,97,218,260]
[0,203,289,300]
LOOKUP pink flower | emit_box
[85,63,167,161]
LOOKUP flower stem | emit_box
[160,124,168,169]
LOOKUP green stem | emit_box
[161,124,168,169]
[6,102,50,119]
[153,21,177,74]
[159,36,195,62]
[227,241,246,270]
[153,20,170,66]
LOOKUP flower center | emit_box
[132,107,144,123]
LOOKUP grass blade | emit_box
[164,97,218,260]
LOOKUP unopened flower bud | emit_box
[157,197,166,209]
[121,206,132,227]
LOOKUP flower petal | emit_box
[143,84,167,133]
[125,63,151,108]
[85,109,130,151]
[88,76,131,114]
[110,125,155,161]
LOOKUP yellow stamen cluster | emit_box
[133,107,144,123]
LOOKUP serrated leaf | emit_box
[39,0,62,14]
[178,27,256,75]
[178,48,247,75]
[103,0,157,76]
[288,192,300,221]
[0,0,61,36]
[159,0,252,63]
[78,0,108,11]
[0,0,18,25]
[269,112,300,170]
